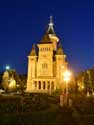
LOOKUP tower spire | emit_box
[49,16,53,25]
[29,44,37,56]
[47,16,55,34]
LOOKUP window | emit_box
[42,63,48,69]
[39,81,41,89]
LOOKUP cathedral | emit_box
[26,17,68,93]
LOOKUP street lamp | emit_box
[5,66,10,70]
[60,70,71,107]
[63,70,71,96]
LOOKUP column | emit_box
[49,81,52,94]
[54,81,56,90]
[41,81,43,91]
[37,81,39,90]
[45,81,48,90]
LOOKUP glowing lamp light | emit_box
[63,70,71,82]
[5,66,10,70]
[81,85,84,89]
[64,77,70,83]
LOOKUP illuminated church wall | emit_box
[26,17,68,93]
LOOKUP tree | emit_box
[0,72,3,89]
[84,72,90,93]
[19,74,27,93]
[2,71,9,91]
[89,69,94,91]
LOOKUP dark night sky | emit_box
[0,0,94,74]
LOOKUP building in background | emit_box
[26,17,68,93]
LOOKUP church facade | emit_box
[26,17,68,93]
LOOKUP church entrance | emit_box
[33,80,55,92]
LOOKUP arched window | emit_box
[42,63,48,69]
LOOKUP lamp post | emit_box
[63,70,71,96]
[63,70,71,106]
[60,70,71,107]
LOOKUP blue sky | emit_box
[0,0,94,74]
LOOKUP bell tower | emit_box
[26,44,37,91]
[37,32,53,77]
[55,43,68,88]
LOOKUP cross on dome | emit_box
[48,16,55,34]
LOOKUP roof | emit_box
[29,44,37,56]
[39,32,52,44]
[39,16,58,44]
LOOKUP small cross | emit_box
[50,16,53,23]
